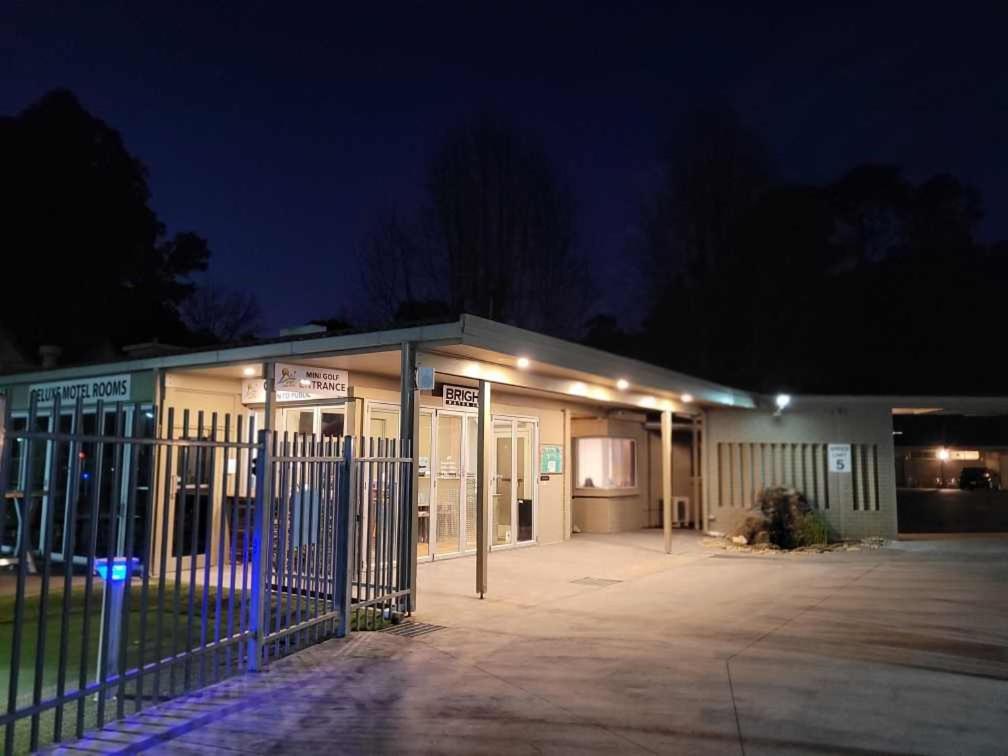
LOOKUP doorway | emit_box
[493,417,537,546]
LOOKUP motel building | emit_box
[1,314,997,603]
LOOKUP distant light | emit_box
[775,394,791,410]
[95,557,141,582]
[680,393,694,403]
[516,356,530,369]
[937,448,950,461]
[144,411,154,419]
[616,378,629,391]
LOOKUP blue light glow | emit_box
[95,557,141,582]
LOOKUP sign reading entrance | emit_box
[827,443,852,473]
[443,384,479,409]
[241,363,348,404]
[540,444,563,474]
[29,374,132,407]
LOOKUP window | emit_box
[575,437,636,490]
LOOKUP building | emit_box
[1,314,942,591]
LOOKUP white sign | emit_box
[241,363,348,404]
[443,384,479,409]
[828,443,852,473]
[29,374,132,407]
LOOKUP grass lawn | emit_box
[1,572,383,753]
[0,577,257,754]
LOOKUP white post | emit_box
[661,409,673,554]
[476,380,491,597]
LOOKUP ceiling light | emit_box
[616,378,629,391]
[517,356,530,369]
[242,366,256,377]
[681,393,693,403]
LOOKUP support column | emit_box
[661,408,673,554]
[262,362,275,433]
[692,415,702,531]
[475,380,491,597]
[398,343,419,612]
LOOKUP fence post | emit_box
[248,429,272,672]
[335,436,354,637]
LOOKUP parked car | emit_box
[958,467,1001,490]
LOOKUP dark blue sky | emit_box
[4,2,1006,332]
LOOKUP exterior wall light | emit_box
[616,378,629,390]
[517,357,530,369]
[639,396,657,408]
[242,366,257,377]
[680,393,693,403]
[775,394,791,410]
[570,382,588,396]
[937,448,950,461]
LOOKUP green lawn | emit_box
[0,578,255,754]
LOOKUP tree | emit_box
[360,114,590,336]
[181,285,262,343]
[0,89,210,362]
[638,106,771,300]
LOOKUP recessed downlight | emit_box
[517,356,530,369]
[681,393,694,403]
[616,378,629,391]
[242,366,257,377]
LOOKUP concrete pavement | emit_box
[50,531,1008,755]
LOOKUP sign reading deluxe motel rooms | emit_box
[29,374,132,407]
[242,363,349,403]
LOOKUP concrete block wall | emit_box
[704,404,898,540]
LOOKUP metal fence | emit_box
[0,395,412,754]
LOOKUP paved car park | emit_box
[51,531,1008,755]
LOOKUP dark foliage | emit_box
[0,90,211,364]
[615,107,1008,394]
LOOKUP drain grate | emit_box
[570,577,623,587]
[380,621,446,638]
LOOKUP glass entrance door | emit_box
[434,413,463,555]
[279,406,346,441]
[492,417,537,546]
[492,420,513,546]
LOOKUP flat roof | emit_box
[0,315,757,411]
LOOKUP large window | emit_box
[575,437,636,490]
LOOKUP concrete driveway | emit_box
[52,531,1008,755]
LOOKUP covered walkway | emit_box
[48,531,1008,755]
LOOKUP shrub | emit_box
[756,486,811,548]
[792,509,831,547]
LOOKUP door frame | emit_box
[490,414,539,550]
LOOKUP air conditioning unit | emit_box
[671,496,689,526]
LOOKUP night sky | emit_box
[4,2,1006,332]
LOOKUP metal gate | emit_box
[0,396,412,754]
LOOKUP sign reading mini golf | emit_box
[443,384,479,409]
[242,363,348,403]
[828,443,852,473]
[29,374,132,406]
